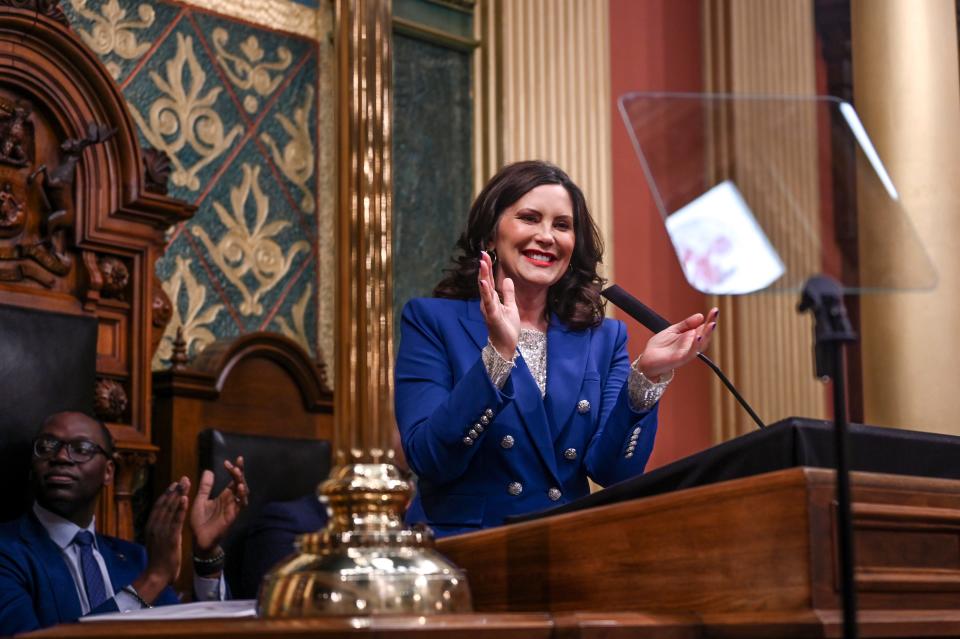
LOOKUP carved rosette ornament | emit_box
[97,256,129,300]
[94,378,128,421]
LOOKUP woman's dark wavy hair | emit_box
[433,160,606,330]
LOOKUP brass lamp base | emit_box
[257,460,472,617]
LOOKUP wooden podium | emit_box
[437,466,960,636]
[26,466,960,638]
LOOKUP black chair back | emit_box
[196,429,332,597]
[0,305,96,521]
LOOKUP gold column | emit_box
[473,0,502,192]
[478,0,614,275]
[703,0,827,440]
[853,0,960,434]
[335,0,395,457]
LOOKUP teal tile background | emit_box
[63,0,475,371]
[62,0,323,368]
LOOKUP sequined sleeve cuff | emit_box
[482,340,516,389]
[628,357,674,411]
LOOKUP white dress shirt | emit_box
[32,503,224,612]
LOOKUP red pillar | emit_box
[609,0,712,468]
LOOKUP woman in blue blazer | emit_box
[395,161,717,537]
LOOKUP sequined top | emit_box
[481,328,672,410]
[517,328,548,393]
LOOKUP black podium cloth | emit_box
[509,417,960,524]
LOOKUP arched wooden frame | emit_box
[0,6,194,537]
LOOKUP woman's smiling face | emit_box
[490,184,575,294]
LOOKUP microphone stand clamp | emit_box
[797,274,859,639]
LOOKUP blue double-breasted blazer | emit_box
[0,512,179,635]
[395,297,659,536]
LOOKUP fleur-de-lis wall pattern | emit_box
[62,0,332,375]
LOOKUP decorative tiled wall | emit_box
[62,0,336,374]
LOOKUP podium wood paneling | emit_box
[438,468,960,634]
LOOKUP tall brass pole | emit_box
[257,0,472,616]
[853,0,960,434]
[335,0,395,459]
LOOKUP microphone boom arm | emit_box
[601,284,766,430]
[695,351,766,430]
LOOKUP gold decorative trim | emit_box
[128,32,244,192]
[193,163,310,316]
[472,0,501,196]
[210,27,294,113]
[315,2,337,388]
[180,0,322,40]
[153,255,223,368]
[393,16,478,50]
[261,85,316,213]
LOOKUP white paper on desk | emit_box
[665,180,784,295]
[79,599,258,622]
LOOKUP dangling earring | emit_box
[487,248,498,267]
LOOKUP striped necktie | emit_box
[72,530,108,610]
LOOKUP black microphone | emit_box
[601,284,766,430]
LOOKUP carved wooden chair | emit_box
[153,331,333,594]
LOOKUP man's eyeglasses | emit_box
[32,436,109,463]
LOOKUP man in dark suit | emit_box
[238,494,327,599]
[0,411,248,634]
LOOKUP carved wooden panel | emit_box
[0,3,195,537]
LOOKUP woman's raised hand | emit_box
[478,250,520,359]
[638,308,719,379]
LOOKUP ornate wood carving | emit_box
[170,327,188,371]
[96,255,129,300]
[94,378,128,421]
[110,448,155,541]
[0,0,67,26]
[151,274,173,355]
[0,7,196,538]
[0,102,33,167]
[0,183,26,235]
[0,112,116,289]
[142,147,171,196]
